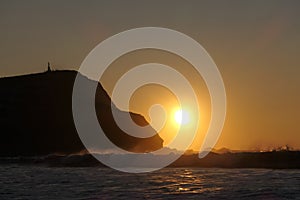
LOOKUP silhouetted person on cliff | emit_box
[47,62,51,72]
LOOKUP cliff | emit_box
[0,70,163,156]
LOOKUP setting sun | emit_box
[174,109,190,125]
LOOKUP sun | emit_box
[174,109,190,125]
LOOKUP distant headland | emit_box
[0,69,163,156]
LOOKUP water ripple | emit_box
[0,166,299,199]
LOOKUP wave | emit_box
[1,150,300,169]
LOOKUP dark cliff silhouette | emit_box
[0,70,163,156]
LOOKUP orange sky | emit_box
[101,48,300,151]
[1,1,300,151]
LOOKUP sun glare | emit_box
[174,109,190,125]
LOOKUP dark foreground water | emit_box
[0,165,299,200]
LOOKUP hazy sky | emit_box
[1,0,300,151]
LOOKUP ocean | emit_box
[1,165,299,200]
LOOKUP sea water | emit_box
[1,165,299,199]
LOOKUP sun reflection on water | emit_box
[147,169,224,195]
